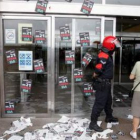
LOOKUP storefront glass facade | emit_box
[3,19,49,114]
[0,15,115,117]
[1,0,140,117]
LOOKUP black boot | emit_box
[89,121,103,132]
[105,116,118,123]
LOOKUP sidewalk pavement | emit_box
[0,107,138,140]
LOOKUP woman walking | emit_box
[129,61,140,139]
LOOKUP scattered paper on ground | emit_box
[8,135,23,140]
[107,122,119,129]
[1,116,115,140]
[4,117,32,135]
[92,129,113,140]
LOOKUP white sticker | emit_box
[18,51,33,71]
[5,29,16,44]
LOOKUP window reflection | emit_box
[3,19,48,114]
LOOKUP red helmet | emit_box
[102,36,121,51]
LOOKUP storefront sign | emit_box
[82,53,92,67]
[5,102,14,114]
[81,0,94,15]
[35,0,48,13]
[22,27,32,42]
[34,59,44,73]
[74,68,83,82]
[5,49,17,64]
[65,50,75,64]
[21,79,32,93]
[59,76,69,89]
[60,26,71,40]
[5,29,16,44]
[79,32,90,46]
[18,51,33,71]
[35,30,46,44]
[83,83,93,96]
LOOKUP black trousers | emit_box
[91,81,113,122]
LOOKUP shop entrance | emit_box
[1,15,116,117]
[54,16,116,116]
[1,16,52,117]
[113,36,140,107]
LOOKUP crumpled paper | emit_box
[7,135,23,140]
[2,116,116,140]
[127,115,133,119]
[92,129,113,140]
[4,117,32,134]
[57,116,70,123]
[107,122,119,129]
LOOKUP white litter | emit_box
[66,123,77,133]
[92,133,97,140]
[7,135,23,140]
[57,116,70,123]
[127,115,133,119]
[122,94,128,97]
[45,133,53,140]
[97,121,102,127]
[4,117,32,134]
[97,129,113,139]
[107,122,119,128]
[53,125,67,133]
[76,118,90,127]
[1,116,115,140]
[24,132,33,140]
[107,123,112,128]
[116,98,121,102]
[42,123,57,129]
[92,129,113,140]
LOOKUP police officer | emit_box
[89,36,121,132]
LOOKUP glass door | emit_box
[54,16,116,116]
[73,18,101,115]
[2,16,51,117]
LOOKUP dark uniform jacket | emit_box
[94,50,113,79]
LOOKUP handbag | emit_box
[129,81,140,98]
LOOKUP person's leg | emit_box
[90,82,108,131]
[130,92,140,139]
[130,116,139,139]
[104,83,112,118]
[132,116,139,132]
[104,83,118,122]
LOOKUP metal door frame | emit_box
[104,17,116,107]
[1,15,52,117]
[52,15,116,117]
